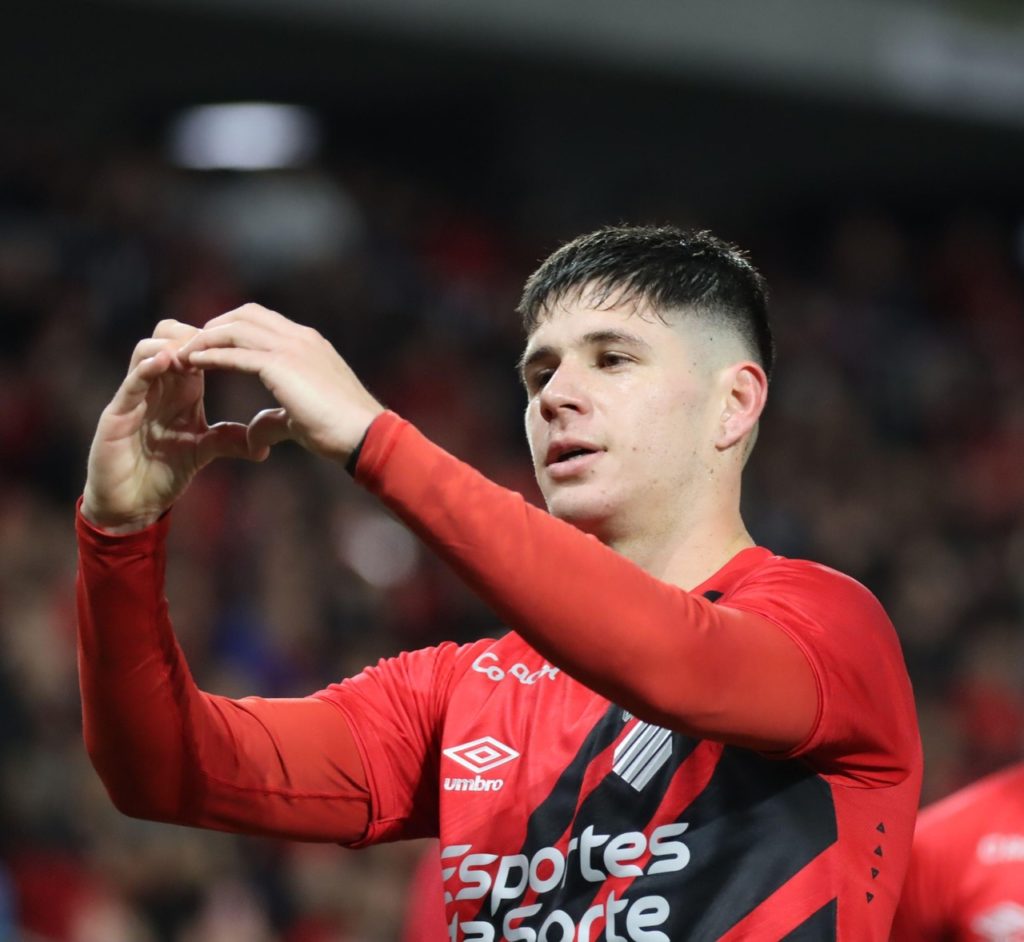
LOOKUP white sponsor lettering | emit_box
[451,891,671,942]
[625,895,670,941]
[972,902,1024,941]
[473,652,560,686]
[978,833,1024,864]
[529,847,564,894]
[648,823,691,873]
[456,853,500,902]
[445,775,506,792]
[442,823,690,940]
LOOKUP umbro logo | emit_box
[444,736,520,773]
[443,737,519,794]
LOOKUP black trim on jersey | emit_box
[779,898,837,940]
[520,726,702,927]
[473,702,701,927]
[643,747,838,940]
[478,738,838,938]
[486,584,728,928]
[510,702,629,851]
[467,586,838,937]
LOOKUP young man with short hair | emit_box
[77,226,921,939]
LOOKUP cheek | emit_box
[524,404,543,463]
[642,395,706,460]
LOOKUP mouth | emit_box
[545,441,600,466]
[544,442,603,479]
[552,447,596,464]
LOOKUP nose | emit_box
[538,361,590,423]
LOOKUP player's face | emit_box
[521,291,721,538]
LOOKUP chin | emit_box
[545,491,616,537]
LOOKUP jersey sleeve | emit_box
[889,804,955,940]
[77,503,371,843]
[313,638,492,846]
[723,560,920,783]
[354,413,838,756]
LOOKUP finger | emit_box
[197,422,270,466]
[108,351,175,417]
[152,318,201,341]
[183,345,270,375]
[179,321,279,359]
[203,303,289,332]
[129,337,180,371]
[247,408,293,452]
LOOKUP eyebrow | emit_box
[517,329,652,380]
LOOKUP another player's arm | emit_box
[889,810,954,941]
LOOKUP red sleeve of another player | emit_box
[401,842,447,942]
[356,414,848,759]
[889,805,955,940]
[77,505,371,842]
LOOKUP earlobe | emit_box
[716,363,768,452]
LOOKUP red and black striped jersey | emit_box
[75,412,922,942]
[318,414,923,941]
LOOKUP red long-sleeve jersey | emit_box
[892,762,1024,941]
[77,411,922,940]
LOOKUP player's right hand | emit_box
[81,319,268,533]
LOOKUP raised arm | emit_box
[78,320,370,840]
[178,306,822,757]
[356,413,825,754]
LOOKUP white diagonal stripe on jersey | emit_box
[612,720,645,762]
[612,720,675,790]
[613,722,659,770]
[630,737,675,791]
[620,727,673,784]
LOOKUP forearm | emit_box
[356,414,817,750]
[75,505,370,842]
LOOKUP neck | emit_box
[557,456,756,589]
[608,520,754,590]
[598,473,755,588]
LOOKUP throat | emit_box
[606,523,755,590]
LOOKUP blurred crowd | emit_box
[2,128,1024,941]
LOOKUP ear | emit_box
[715,361,768,452]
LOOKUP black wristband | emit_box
[344,427,370,476]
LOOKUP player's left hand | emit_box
[179,304,385,464]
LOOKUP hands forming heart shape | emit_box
[82,304,384,534]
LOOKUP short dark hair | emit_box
[517,225,774,381]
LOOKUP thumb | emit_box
[198,421,271,465]
[248,407,293,454]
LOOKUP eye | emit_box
[525,367,554,394]
[598,351,631,369]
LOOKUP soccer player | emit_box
[891,761,1024,940]
[76,226,922,940]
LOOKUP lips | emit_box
[545,440,602,467]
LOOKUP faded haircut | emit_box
[517,225,774,381]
